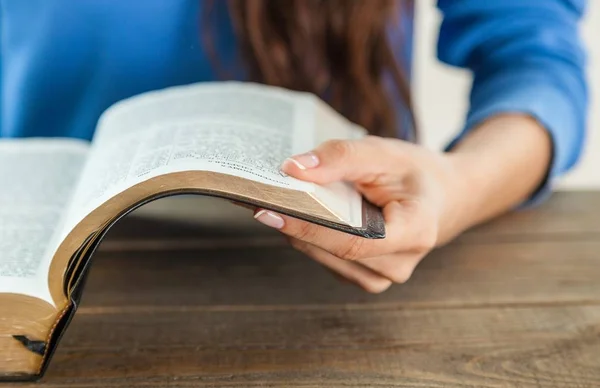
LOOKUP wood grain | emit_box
[34,305,600,387]
[77,240,600,308]
[21,192,600,387]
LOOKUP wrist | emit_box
[434,152,479,246]
[436,113,552,246]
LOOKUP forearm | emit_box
[440,113,552,244]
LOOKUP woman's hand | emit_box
[253,114,552,293]
[253,135,470,293]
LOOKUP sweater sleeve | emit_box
[436,0,588,206]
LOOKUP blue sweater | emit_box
[0,0,588,203]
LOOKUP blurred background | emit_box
[414,1,599,189]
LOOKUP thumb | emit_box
[281,137,399,185]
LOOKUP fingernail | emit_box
[282,152,320,171]
[254,210,285,229]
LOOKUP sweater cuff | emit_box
[446,79,583,208]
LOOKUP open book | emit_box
[0,82,384,380]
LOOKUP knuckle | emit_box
[337,236,366,261]
[325,139,355,161]
[294,221,316,242]
[412,227,437,252]
[388,256,422,284]
[360,278,393,294]
[388,268,412,284]
[404,203,438,253]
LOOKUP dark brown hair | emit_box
[204,0,415,139]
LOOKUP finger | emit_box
[280,137,407,185]
[357,253,425,284]
[289,238,392,293]
[254,201,437,261]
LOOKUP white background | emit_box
[414,1,599,188]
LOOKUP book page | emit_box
[62,82,364,234]
[0,139,89,303]
[311,101,367,227]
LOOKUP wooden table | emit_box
[29,192,600,387]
